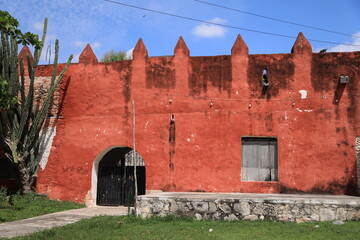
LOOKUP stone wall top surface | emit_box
[138,192,360,205]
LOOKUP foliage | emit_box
[8,215,360,240]
[0,76,17,110]
[0,11,73,193]
[100,49,127,62]
[0,11,41,48]
[0,192,84,223]
[0,187,7,206]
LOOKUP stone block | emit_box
[224,214,238,221]
[195,213,202,220]
[263,203,277,217]
[252,205,264,215]
[348,211,360,220]
[208,202,217,213]
[303,205,312,215]
[212,212,221,220]
[169,199,179,213]
[152,201,164,213]
[310,213,320,221]
[276,204,290,214]
[244,215,258,221]
[336,208,347,221]
[296,217,310,223]
[193,201,209,213]
[219,203,231,214]
[320,208,335,221]
[234,202,250,216]
[278,214,292,222]
[291,206,300,215]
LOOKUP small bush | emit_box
[100,50,127,62]
[0,187,7,206]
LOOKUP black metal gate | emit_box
[97,166,123,206]
[96,148,146,206]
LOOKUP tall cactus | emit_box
[0,12,72,193]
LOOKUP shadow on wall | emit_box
[280,173,357,196]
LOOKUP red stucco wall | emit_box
[32,33,359,202]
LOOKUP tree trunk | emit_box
[17,158,32,194]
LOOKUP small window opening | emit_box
[241,137,278,181]
[339,74,349,84]
[262,69,269,87]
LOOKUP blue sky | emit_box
[2,0,360,63]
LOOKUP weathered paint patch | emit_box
[299,90,307,99]
[296,108,313,113]
[39,126,57,170]
[189,56,232,95]
[146,57,175,89]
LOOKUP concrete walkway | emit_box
[0,206,129,239]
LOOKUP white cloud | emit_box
[47,34,57,40]
[92,42,101,49]
[32,22,44,31]
[318,32,360,53]
[73,53,81,63]
[209,17,228,25]
[126,48,134,60]
[192,17,228,38]
[73,41,86,47]
[72,41,100,49]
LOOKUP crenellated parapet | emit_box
[231,34,248,56]
[291,32,312,55]
[19,33,360,118]
[174,36,190,57]
[79,44,98,64]
[133,38,148,60]
[19,32,360,101]
[24,32,360,202]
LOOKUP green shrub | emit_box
[0,187,8,206]
[100,50,127,62]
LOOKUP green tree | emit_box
[100,49,127,62]
[0,11,73,194]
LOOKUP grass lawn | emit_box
[0,192,84,223]
[9,215,360,240]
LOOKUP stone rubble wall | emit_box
[136,197,360,222]
[24,76,62,118]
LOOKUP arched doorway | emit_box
[95,147,145,206]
